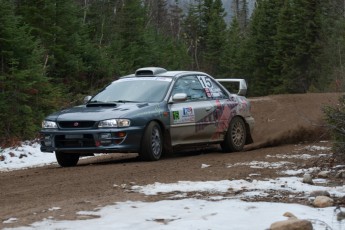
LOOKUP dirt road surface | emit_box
[1,93,343,228]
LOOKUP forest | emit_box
[0,0,344,145]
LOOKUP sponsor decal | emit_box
[173,107,195,123]
[172,111,180,121]
[209,87,222,97]
[183,107,193,116]
[205,88,212,98]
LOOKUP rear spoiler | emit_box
[216,79,247,96]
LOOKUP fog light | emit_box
[43,135,52,146]
[117,132,126,138]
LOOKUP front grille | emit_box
[55,134,95,148]
[58,121,96,129]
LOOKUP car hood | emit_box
[47,103,153,121]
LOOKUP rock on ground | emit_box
[270,219,313,230]
[313,196,334,208]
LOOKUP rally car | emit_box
[40,67,254,167]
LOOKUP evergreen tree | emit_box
[316,0,345,92]
[145,27,192,69]
[273,0,322,93]
[203,0,227,75]
[143,0,191,69]
[245,0,283,96]
[167,0,184,40]
[323,95,345,163]
[16,0,82,80]
[183,1,204,69]
[144,0,169,35]
[220,17,245,77]
[183,0,227,74]
[16,0,111,97]
[0,0,58,144]
[75,0,116,94]
[232,0,250,30]
[85,0,117,46]
[110,0,151,74]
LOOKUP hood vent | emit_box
[86,102,117,107]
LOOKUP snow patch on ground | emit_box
[0,141,56,171]
[7,200,341,230]
[2,142,345,230]
[227,160,293,169]
[130,177,345,197]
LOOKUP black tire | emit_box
[221,116,246,153]
[55,151,80,167]
[139,121,163,161]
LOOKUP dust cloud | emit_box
[246,93,341,150]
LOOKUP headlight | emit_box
[42,120,58,128]
[98,119,130,128]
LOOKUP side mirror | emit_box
[83,96,92,104]
[170,93,187,103]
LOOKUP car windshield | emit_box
[90,77,172,103]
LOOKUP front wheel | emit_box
[221,117,246,152]
[55,151,80,167]
[139,121,163,161]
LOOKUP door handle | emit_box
[205,106,212,111]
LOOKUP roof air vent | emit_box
[135,67,167,76]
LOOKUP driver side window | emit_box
[172,76,207,101]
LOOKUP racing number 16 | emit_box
[197,76,212,89]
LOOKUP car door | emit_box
[169,75,214,146]
[195,75,238,142]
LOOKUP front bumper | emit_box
[40,126,144,154]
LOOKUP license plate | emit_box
[65,134,83,139]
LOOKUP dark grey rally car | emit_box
[40,67,254,167]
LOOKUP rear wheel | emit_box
[221,116,246,152]
[55,151,80,167]
[139,121,163,161]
